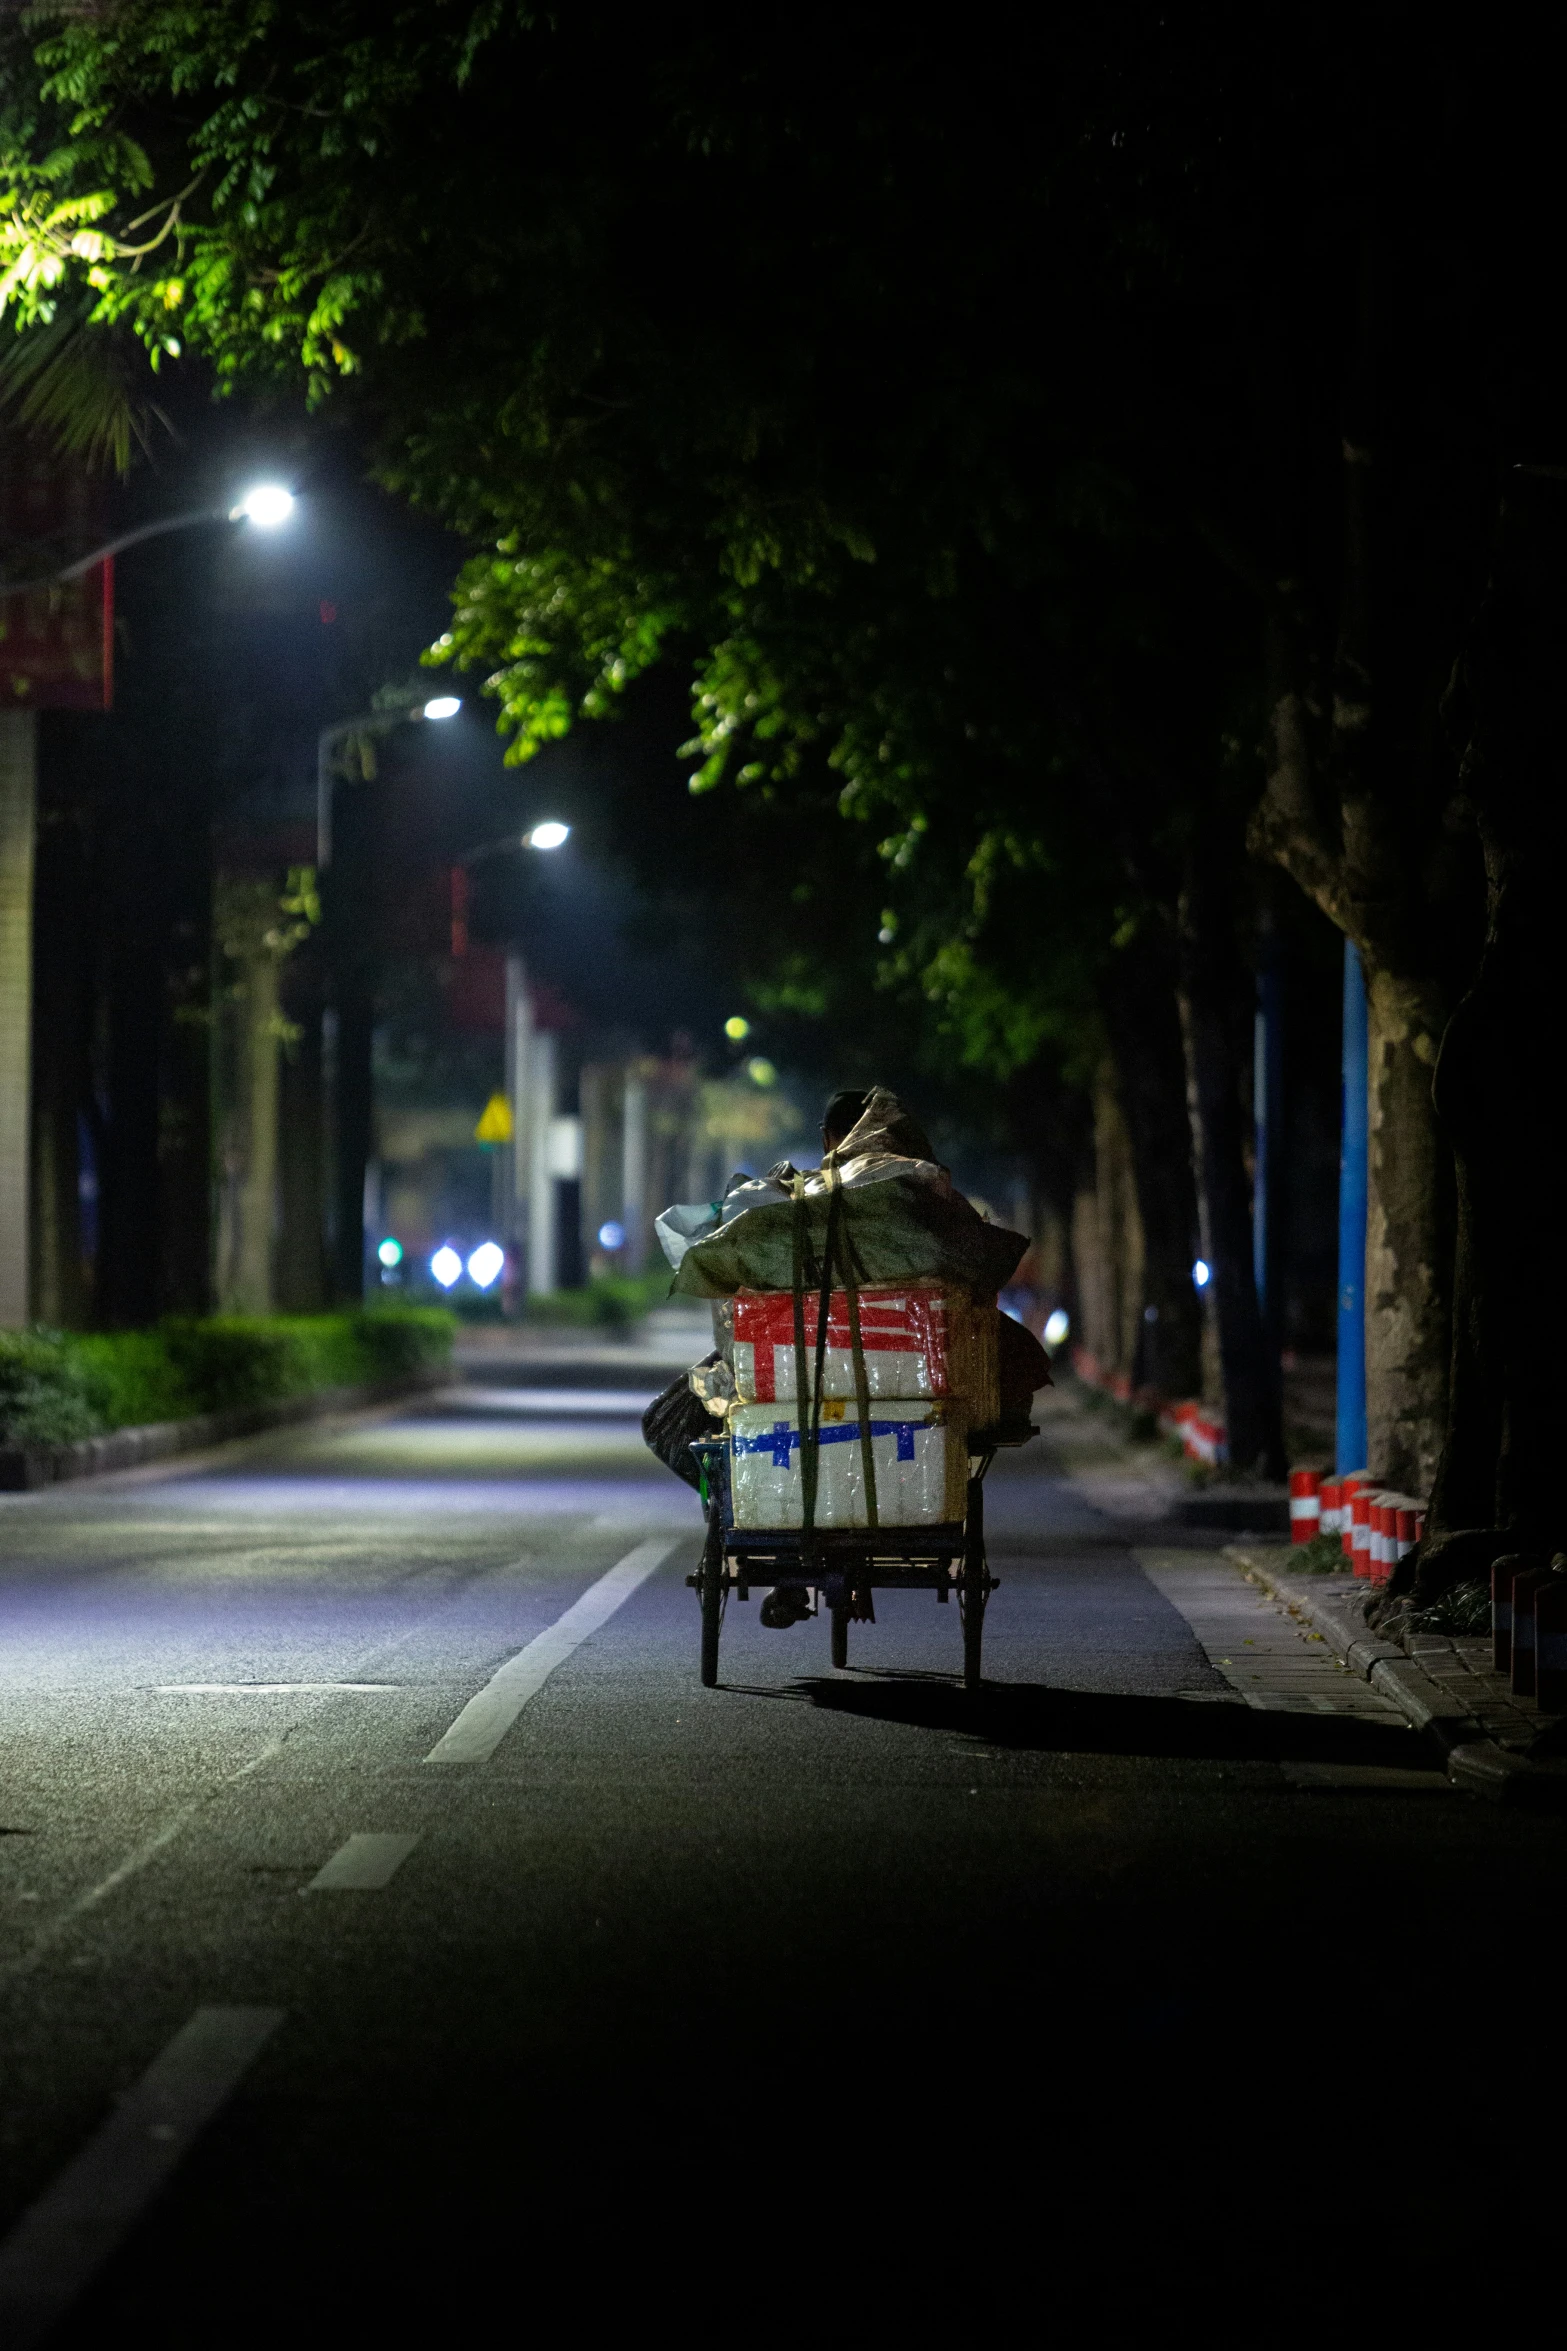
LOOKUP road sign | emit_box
[474,1091,514,1144]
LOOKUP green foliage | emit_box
[0,1331,104,1446]
[0,1309,454,1446]
[0,5,1274,1112]
[523,1271,673,1332]
[1409,1579,1491,1637]
[349,1307,459,1378]
[158,1315,356,1410]
[1287,1533,1354,1576]
[72,1328,193,1427]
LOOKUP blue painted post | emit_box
[1336,939,1369,1474]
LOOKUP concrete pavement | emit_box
[1,1366,1559,2328]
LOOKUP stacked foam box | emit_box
[726,1286,994,1529]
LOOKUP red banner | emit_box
[0,442,114,711]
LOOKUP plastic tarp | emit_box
[672,1173,1026,1302]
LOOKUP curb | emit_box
[0,1370,448,1493]
[1223,1542,1566,1808]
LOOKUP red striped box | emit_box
[731,1286,997,1419]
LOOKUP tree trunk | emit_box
[157,889,213,1319]
[276,944,327,1312]
[1101,934,1204,1399]
[28,788,92,1327]
[235,951,280,1313]
[96,898,162,1329]
[1090,1059,1144,1386]
[1177,850,1285,1477]
[1252,545,1455,1502]
[1070,1182,1115,1375]
[331,982,373,1306]
[1400,475,1567,1600]
[1363,966,1451,1492]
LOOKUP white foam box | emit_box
[727,1398,969,1528]
[730,1286,998,1420]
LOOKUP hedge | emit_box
[0,1308,456,1448]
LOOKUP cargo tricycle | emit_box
[687,1416,1034,1691]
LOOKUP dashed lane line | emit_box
[305,1833,419,1891]
[425,1535,683,1764]
[0,2005,284,2346]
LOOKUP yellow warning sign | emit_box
[474,1092,514,1144]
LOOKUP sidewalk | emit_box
[1037,1380,1565,1807]
[1224,1543,1566,1806]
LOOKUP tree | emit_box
[17,4,1550,1540]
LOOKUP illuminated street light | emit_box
[431,1245,463,1288]
[421,696,461,721]
[1043,1308,1070,1348]
[524,821,570,851]
[724,1016,751,1041]
[233,483,295,528]
[467,1241,505,1289]
[2,479,302,597]
[377,1238,403,1268]
[598,1220,626,1251]
[1192,1259,1212,1289]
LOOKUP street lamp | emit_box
[316,697,462,867]
[455,820,571,868]
[0,480,296,597]
[315,691,465,1311]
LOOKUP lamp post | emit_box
[449,823,572,1299]
[316,695,462,1303]
[0,483,297,598]
[0,483,297,1327]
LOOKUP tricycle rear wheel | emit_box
[698,1518,724,1687]
[960,1476,988,1690]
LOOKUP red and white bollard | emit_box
[1350,1486,1373,1578]
[1289,1470,1321,1545]
[1368,1498,1387,1585]
[1395,1505,1419,1563]
[1338,1472,1366,1559]
[1319,1479,1343,1543]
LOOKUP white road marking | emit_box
[425,1536,682,1764]
[0,1740,288,1995]
[1,1602,458,1992]
[154,1683,401,1694]
[0,2006,284,2345]
[305,1833,419,1890]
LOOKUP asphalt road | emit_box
[0,1348,1558,2330]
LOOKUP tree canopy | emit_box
[7,2,1560,1549]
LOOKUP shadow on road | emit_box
[742,1669,1442,1769]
